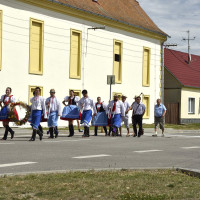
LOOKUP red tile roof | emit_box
[50,0,167,37]
[165,48,200,88]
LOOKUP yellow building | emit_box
[164,48,200,124]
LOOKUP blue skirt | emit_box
[61,105,80,120]
[31,110,42,129]
[48,111,58,127]
[92,111,108,127]
[0,106,9,121]
[111,114,121,128]
[81,110,92,127]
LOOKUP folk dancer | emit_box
[46,89,62,138]
[78,90,97,137]
[152,99,167,137]
[120,95,131,137]
[29,91,44,135]
[107,94,125,136]
[94,97,108,136]
[62,90,81,137]
[29,87,46,141]
[0,87,17,140]
[131,96,146,137]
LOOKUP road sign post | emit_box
[107,75,115,100]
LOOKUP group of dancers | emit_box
[0,87,146,141]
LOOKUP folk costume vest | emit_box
[96,102,105,113]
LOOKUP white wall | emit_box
[181,87,200,119]
[0,0,162,127]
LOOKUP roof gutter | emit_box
[47,0,168,38]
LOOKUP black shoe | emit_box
[67,135,73,137]
[1,137,6,140]
[11,131,15,139]
[133,134,137,137]
[29,137,35,141]
[138,134,141,137]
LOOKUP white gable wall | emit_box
[0,0,162,127]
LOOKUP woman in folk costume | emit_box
[93,97,108,136]
[28,91,44,134]
[107,94,125,136]
[78,90,97,137]
[45,89,62,139]
[0,87,17,140]
[29,87,46,141]
[62,90,81,137]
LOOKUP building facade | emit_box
[0,0,167,126]
[164,48,200,124]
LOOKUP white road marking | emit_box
[44,139,91,143]
[0,162,37,168]
[171,135,200,138]
[181,146,200,149]
[0,143,14,145]
[134,150,163,153]
[73,154,111,159]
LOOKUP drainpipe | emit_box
[161,38,167,104]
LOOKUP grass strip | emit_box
[0,169,200,199]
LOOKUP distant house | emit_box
[164,48,200,124]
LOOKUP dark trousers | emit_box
[132,115,143,136]
[94,126,107,136]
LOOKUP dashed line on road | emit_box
[181,146,200,149]
[134,150,163,153]
[171,135,200,138]
[0,143,15,145]
[0,162,37,168]
[73,154,111,159]
[44,139,91,143]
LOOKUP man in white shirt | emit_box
[120,95,131,137]
[107,94,125,136]
[78,90,97,137]
[29,87,47,141]
[46,89,62,139]
[0,87,16,140]
[62,90,81,137]
[131,96,146,137]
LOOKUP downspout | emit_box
[161,38,168,103]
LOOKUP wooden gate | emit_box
[165,103,180,124]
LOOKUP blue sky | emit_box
[138,0,200,55]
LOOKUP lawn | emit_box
[0,169,200,200]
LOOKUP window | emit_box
[28,85,43,105]
[29,18,44,75]
[69,29,82,79]
[0,10,2,70]
[143,47,151,86]
[113,40,123,84]
[112,92,122,100]
[69,89,81,97]
[188,98,195,114]
[143,95,150,118]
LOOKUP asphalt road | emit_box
[0,128,200,175]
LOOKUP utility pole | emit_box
[183,30,195,63]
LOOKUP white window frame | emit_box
[188,97,195,114]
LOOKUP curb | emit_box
[176,168,200,178]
